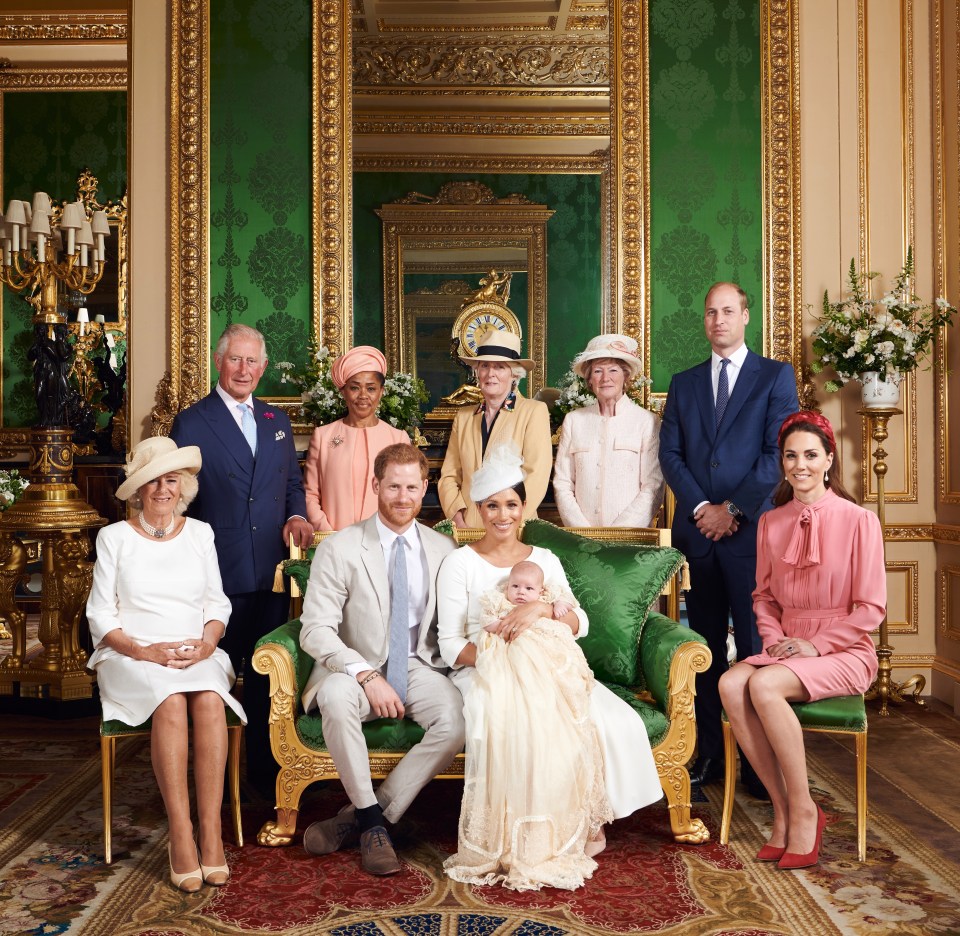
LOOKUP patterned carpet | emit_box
[1,708,959,936]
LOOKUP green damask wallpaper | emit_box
[209,0,312,398]
[353,172,602,390]
[1,89,127,427]
[648,0,763,391]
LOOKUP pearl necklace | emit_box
[138,511,175,538]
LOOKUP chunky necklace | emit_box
[138,511,175,538]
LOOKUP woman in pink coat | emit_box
[719,411,884,870]
[303,346,409,531]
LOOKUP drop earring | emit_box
[824,470,829,483]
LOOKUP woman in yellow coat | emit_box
[438,331,552,528]
[303,346,409,531]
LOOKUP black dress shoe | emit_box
[688,756,725,786]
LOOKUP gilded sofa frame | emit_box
[252,525,711,848]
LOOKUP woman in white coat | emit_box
[553,333,664,528]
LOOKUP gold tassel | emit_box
[680,561,691,591]
[272,561,285,593]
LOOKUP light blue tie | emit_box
[237,403,257,456]
[386,537,409,704]
[715,358,730,428]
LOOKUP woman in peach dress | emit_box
[303,346,409,531]
[719,411,884,870]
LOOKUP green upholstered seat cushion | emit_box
[722,693,866,732]
[297,714,427,751]
[520,519,685,687]
[101,706,244,736]
[792,694,867,731]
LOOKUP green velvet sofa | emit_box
[252,520,712,847]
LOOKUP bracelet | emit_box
[359,671,381,688]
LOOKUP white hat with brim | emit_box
[470,442,526,504]
[115,436,202,502]
[572,333,643,382]
[459,331,534,371]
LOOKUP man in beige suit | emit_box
[299,444,462,875]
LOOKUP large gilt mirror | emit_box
[378,181,553,407]
[167,2,801,425]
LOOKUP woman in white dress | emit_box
[437,445,662,890]
[86,437,247,893]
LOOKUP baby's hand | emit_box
[483,616,504,633]
[553,600,573,619]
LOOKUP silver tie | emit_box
[237,403,257,456]
[386,537,409,704]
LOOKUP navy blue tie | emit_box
[716,358,730,428]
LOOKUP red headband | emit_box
[778,411,836,452]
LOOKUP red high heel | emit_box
[778,805,827,870]
[756,843,786,862]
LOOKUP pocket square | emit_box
[275,430,286,441]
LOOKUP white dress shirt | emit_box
[694,343,750,517]
[215,381,254,428]
[344,515,429,678]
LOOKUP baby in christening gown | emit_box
[444,561,613,892]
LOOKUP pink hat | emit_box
[330,346,387,389]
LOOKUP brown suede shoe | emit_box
[303,804,359,856]
[359,825,400,875]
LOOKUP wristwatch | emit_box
[724,500,744,519]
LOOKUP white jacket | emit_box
[553,395,664,528]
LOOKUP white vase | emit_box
[859,370,902,409]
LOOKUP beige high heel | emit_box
[199,844,230,886]
[168,843,203,893]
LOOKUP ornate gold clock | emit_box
[451,270,521,357]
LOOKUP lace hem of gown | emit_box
[444,620,612,891]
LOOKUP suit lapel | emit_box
[200,392,255,471]
[417,523,441,631]
[251,398,277,481]
[693,360,716,441]
[716,351,760,442]
[360,517,390,632]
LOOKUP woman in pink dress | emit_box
[303,346,410,530]
[719,411,884,870]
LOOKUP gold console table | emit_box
[0,430,105,700]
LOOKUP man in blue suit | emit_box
[660,282,798,794]
[171,323,314,790]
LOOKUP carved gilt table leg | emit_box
[0,533,29,692]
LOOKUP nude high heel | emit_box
[168,843,203,893]
[199,844,230,886]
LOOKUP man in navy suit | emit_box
[171,323,314,789]
[659,282,798,794]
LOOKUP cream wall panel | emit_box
[128,0,168,443]
[801,1,941,700]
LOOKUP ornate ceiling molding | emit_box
[354,38,608,88]
[0,14,126,43]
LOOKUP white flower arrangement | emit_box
[275,342,428,434]
[0,469,29,511]
[811,248,957,392]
